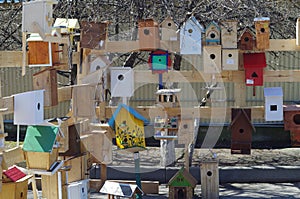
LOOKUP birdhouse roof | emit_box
[206,21,220,31]
[156,88,181,95]
[23,125,60,152]
[264,87,283,97]
[3,166,26,182]
[238,28,255,41]
[254,17,270,22]
[230,109,255,132]
[108,103,149,129]
[181,16,204,33]
[168,167,197,188]
[100,181,144,197]
[160,16,177,27]
[53,18,80,29]
[243,52,267,68]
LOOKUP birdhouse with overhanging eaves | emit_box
[160,16,178,41]
[221,20,238,48]
[264,87,283,122]
[138,18,160,50]
[254,17,270,50]
[205,21,221,45]
[180,16,204,55]
[168,167,197,199]
[238,28,256,51]
[148,50,172,74]
[108,104,149,153]
[243,52,267,86]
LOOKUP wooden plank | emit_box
[234,82,246,107]
[267,39,300,51]
[200,160,219,199]
[0,51,24,67]
[41,173,59,199]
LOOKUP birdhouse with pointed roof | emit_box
[168,167,197,199]
[53,18,80,34]
[238,28,256,51]
[138,18,160,50]
[243,52,267,86]
[221,20,238,48]
[205,21,221,45]
[180,16,204,55]
[264,87,283,122]
[108,104,149,153]
[160,16,178,41]
[230,108,255,154]
[203,45,222,73]
[80,21,109,49]
[100,181,144,199]
[254,17,270,50]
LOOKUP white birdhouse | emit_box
[110,67,134,97]
[264,87,283,121]
[180,16,204,55]
[222,49,239,70]
[14,90,44,125]
[203,45,222,73]
[22,0,58,34]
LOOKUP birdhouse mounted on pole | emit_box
[110,67,134,97]
[283,105,300,146]
[221,20,238,48]
[148,50,172,74]
[138,18,160,50]
[205,21,221,45]
[254,17,270,50]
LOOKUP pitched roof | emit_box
[100,181,144,197]
[230,109,255,132]
[3,166,26,182]
[264,87,283,97]
[168,167,197,188]
[108,104,149,129]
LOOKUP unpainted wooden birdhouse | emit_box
[138,18,160,50]
[296,17,300,46]
[33,67,58,107]
[203,45,222,73]
[27,33,59,66]
[72,84,96,118]
[221,20,238,48]
[205,21,221,45]
[200,160,219,199]
[254,17,270,50]
[22,0,58,34]
[160,16,178,41]
[180,16,204,55]
[243,52,266,86]
[178,119,194,145]
[80,21,109,49]
[264,87,283,122]
[222,49,239,70]
[238,28,256,51]
[230,108,255,155]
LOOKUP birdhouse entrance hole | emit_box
[37,103,41,110]
[118,74,124,81]
[207,171,212,176]
[244,37,249,42]
[270,105,278,111]
[210,54,216,59]
[293,114,300,125]
[144,29,150,35]
[239,129,244,133]
[260,28,265,33]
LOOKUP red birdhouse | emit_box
[243,52,266,86]
[148,50,172,74]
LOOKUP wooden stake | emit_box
[22,32,27,76]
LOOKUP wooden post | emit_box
[200,160,219,199]
[22,32,27,76]
[234,82,246,107]
[160,139,176,167]
[101,164,107,187]
[134,152,142,199]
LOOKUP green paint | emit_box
[152,55,168,71]
[169,171,192,187]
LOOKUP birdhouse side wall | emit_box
[80,21,108,49]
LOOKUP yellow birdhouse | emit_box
[108,104,149,153]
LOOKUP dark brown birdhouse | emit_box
[283,105,300,146]
[230,108,255,155]
[254,17,270,50]
[238,28,256,51]
[138,18,160,50]
[80,21,108,49]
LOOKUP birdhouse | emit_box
[72,84,96,118]
[80,21,108,49]
[160,16,178,41]
[53,18,80,34]
[220,20,238,48]
[14,90,44,125]
[264,87,283,121]
[66,179,89,199]
[100,181,144,199]
[27,33,59,67]
[180,16,204,55]
[178,119,195,145]
[254,17,270,50]
[238,28,256,51]
[33,67,58,107]
[168,167,197,199]
[230,108,255,154]
[108,104,149,153]
[110,67,134,97]
[243,52,267,86]
[205,21,221,45]
[156,88,181,108]
[148,50,172,74]
[222,49,239,70]
[138,18,160,50]
[23,125,61,170]
[59,123,81,156]
[154,115,179,140]
[22,0,58,34]
[283,105,300,146]
[200,160,219,199]
[203,45,222,73]
[297,18,300,46]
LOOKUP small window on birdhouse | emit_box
[293,114,300,125]
[270,105,277,111]
[251,72,258,78]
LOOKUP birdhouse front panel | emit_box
[148,50,171,73]
[264,87,283,121]
[22,0,57,34]
[200,161,219,199]
[205,22,221,45]
[138,19,160,50]
[72,85,95,118]
[161,16,178,41]
[28,40,59,66]
[221,20,238,48]
[297,18,300,46]
[180,16,203,55]
[14,90,44,125]
[283,105,300,131]
[203,45,222,73]
[239,29,255,51]
[115,107,146,150]
[243,52,266,86]
[222,49,239,70]
[80,21,108,49]
[110,67,134,97]
[254,17,270,50]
